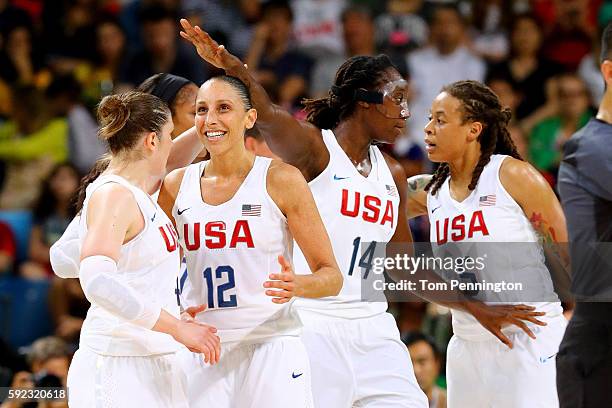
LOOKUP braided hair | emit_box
[302,55,397,129]
[425,80,523,195]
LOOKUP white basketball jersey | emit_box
[293,129,400,319]
[173,157,301,343]
[427,154,561,339]
[78,175,181,356]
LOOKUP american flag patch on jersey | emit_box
[479,194,496,206]
[386,185,398,197]
[242,204,262,216]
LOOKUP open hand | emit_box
[468,303,547,348]
[263,255,297,304]
[174,320,221,364]
[179,18,244,71]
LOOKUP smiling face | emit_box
[363,68,410,144]
[195,79,257,156]
[424,91,481,162]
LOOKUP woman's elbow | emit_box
[329,268,343,296]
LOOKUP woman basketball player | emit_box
[157,75,343,407]
[51,73,204,279]
[67,91,220,407]
[179,20,547,408]
[406,80,568,407]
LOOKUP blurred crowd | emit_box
[0,0,608,406]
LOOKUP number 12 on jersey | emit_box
[203,265,238,308]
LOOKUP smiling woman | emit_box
[156,75,342,407]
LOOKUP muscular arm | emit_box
[406,174,431,219]
[500,157,573,302]
[267,160,343,298]
[179,19,328,180]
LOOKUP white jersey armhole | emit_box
[494,155,523,209]
[81,176,150,248]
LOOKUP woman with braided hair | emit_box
[407,80,569,407]
[179,20,548,407]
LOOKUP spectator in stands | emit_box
[407,4,485,148]
[0,86,68,209]
[486,75,528,158]
[310,6,379,98]
[290,0,347,59]
[541,0,594,72]
[19,163,79,280]
[82,16,128,109]
[26,336,71,387]
[529,73,593,182]
[0,22,48,86]
[46,74,105,174]
[246,1,312,110]
[468,0,513,63]
[403,332,447,408]
[120,4,208,87]
[487,13,563,121]
[0,221,15,275]
[375,0,428,54]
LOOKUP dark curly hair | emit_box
[425,80,523,195]
[302,55,398,129]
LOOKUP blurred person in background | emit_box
[0,220,15,275]
[0,22,48,87]
[121,3,208,87]
[0,85,68,209]
[290,0,347,59]
[375,0,428,55]
[19,163,79,280]
[486,75,528,158]
[49,274,89,349]
[487,13,564,122]
[310,6,380,98]
[403,332,447,408]
[46,74,105,174]
[26,336,71,387]
[82,15,128,109]
[407,4,485,149]
[541,0,594,72]
[529,73,592,184]
[246,0,312,111]
[467,0,513,63]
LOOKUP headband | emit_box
[150,74,192,107]
[331,85,384,104]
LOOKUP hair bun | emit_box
[97,95,131,141]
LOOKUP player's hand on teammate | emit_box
[264,255,298,304]
[468,302,547,348]
[173,317,221,364]
[179,18,244,72]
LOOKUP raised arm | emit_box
[264,161,343,302]
[179,19,327,180]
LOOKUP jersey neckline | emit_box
[197,156,260,208]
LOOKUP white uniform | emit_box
[293,129,427,407]
[173,157,312,408]
[67,175,188,408]
[427,154,566,408]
